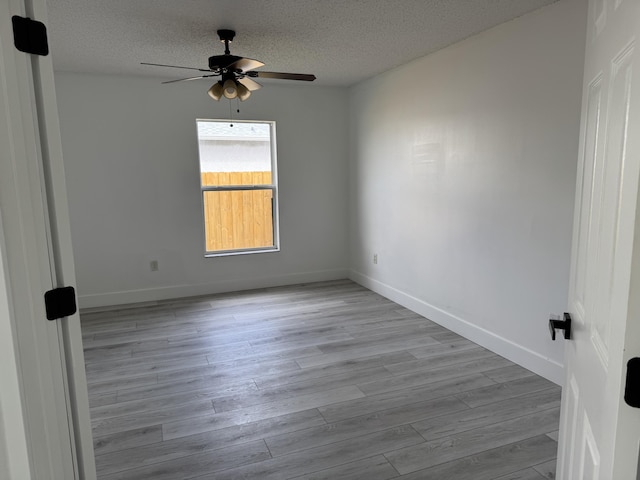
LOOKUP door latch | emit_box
[549,312,571,341]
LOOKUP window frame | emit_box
[196,119,280,257]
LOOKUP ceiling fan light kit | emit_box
[236,82,251,101]
[207,82,223,101]
[142,29,316,103]
[222,78,238,99]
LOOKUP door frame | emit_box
[0,0,96,477]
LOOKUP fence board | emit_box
[201,171,273,251]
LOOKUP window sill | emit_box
[204,246,280,258]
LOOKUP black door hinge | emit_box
[625,357,640,408]
[12,16,49,56]
[44,286,77,321]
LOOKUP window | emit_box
[196,120,279,256]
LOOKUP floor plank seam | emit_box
[381,452,403,478]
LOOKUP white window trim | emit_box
[196,119,280,257]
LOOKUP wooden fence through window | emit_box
[201,171,273,252]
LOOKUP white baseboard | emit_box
[78,268,349,310]
[349,269,564,386]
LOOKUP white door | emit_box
[557,0,640,479]
[0,0,95,478]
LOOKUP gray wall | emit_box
[348,0,587,383]
[55,73,350,307]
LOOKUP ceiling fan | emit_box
[141,29,316,102]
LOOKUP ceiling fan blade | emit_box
[248,71,316,81]
[161,74,218,84]
[141,62,211,72]
[238,77,262,91]
[226,57,265,73]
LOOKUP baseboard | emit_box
[349,269,564,386]
[78,268,349,310]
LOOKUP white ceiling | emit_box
[47,0,557,87]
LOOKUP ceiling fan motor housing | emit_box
[208,54,243,71]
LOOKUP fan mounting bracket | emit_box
[217,29,235,55]
[217,29,235,43]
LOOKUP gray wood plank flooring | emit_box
[81,280,560,479]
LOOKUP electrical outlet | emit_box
[373,254,378,265]
[150,260,159,271]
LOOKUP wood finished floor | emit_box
[81,280,560,480]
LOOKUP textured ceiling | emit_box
[47,0,557,87]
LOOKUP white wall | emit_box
[348,0,587,384]
[56,0,586,384]
[55,73,350,308]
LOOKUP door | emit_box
[557,0,640,479]
[0,0,95,478]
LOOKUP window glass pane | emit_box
[202,189,274,251]
[197,122,272,186]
